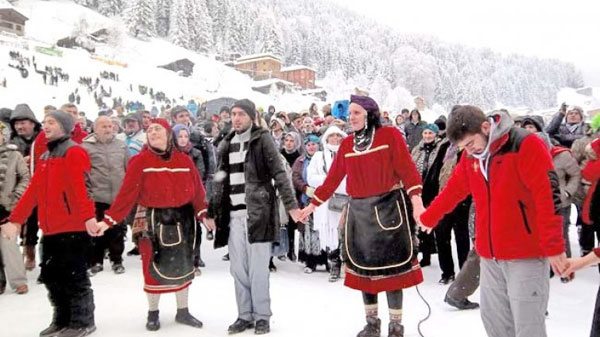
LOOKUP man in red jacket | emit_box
[417,106,567,337]
[1,110,99,337]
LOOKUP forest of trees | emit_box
[74,0,584,111]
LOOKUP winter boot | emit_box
[24,245,36,271]
[146,310,160,331]
[357,316,381,337]
[328,252,341,282]
[56,326,96,337]
[126,247,139,256]
[39,324,64,337]
[388,322,404,337]
[175,308,203,328]
[255,319,270,335]
[111,264,125,275]
[444,294,479,310]
[269,257,277,272]
[227,318,254,334]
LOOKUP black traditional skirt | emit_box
[343,189,421,281]
[140,204,196,293]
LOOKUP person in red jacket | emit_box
[564,137,600,337]
[418,106,567,337]
[31,103,88,173]
[96,118,212,332]
[1,110,99,337]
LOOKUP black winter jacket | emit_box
[209,125,298,248]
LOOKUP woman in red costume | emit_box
[300,95,425,337]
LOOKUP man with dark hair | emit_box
[3,110,99,337]
[419,106,567,337]
[206,99,302,335]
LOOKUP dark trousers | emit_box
[561,206,572,258]
[580,218,600,257]
[20,208,39,246]
[592,284,600,337]
[435,202,471,278]
[287,220,297,259]
[194,220,203,267]
[363,290,403,309]
[0,247,5,286]
[90,202,125,266]
[446,248,480,300]
[42,232,95,329]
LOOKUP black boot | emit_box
[146,310,160,331]
[255,319,270,335]
[357,316,381,337]
[39,324,64,337]
[228,318,254,334]
[444,294,479,310]
[328,252,341,282]
[175,308,203,328]
[56,326,96,337]
[388,322,404,337]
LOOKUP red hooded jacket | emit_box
[583,139,600,224]
[9,138,95,235]
[420,116,564,260]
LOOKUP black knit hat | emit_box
[232,99,256,120]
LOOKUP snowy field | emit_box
[0,227,596,337]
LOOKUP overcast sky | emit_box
[331,0,600,86]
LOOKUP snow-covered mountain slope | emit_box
[0,0,314,120]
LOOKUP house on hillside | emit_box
[280,65,316,89]
[0,1,28,36]
[251,78,294,95]
[233,53,281,81]
[158,58,195,77]
[299,88,327,102]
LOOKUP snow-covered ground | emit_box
[0,227,596,337]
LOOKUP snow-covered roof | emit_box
[235,53,281,64]
[252,78,294,87]
[0,0,12,9]
[280,65,316,73]
[0,0,27,19]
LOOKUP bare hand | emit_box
[563,253,600,276]
[0,222,20,240]
[410,195,426,225]
[289,208,305,223]
[96,221,110,236]
[548,253,569,276]
[299,204,317,223]
[85,218,100,237]
[203,218,216,232]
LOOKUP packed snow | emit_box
[0,228,597,337]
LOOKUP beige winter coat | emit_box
[0,144,30,211]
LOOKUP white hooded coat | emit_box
[306,126,348,250]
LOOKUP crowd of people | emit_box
[0,95,599,337]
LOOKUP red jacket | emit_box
[103,147,207,226]
[9,138,96,235]
[582,139,600,224]
[32,124,87,173]
[420,127,564,260]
